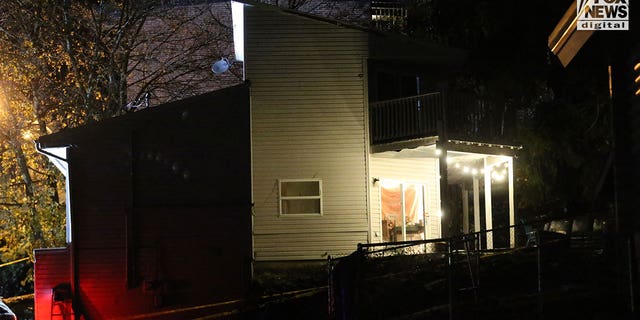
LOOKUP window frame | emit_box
[278,178,323,216]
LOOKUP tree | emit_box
[0,0,241,295]
[404,0,614,216]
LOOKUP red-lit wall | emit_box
[36,84,252,319]
[34,247,70,320]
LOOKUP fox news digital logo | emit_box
[577,0,629,30]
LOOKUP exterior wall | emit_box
[245,5,370,260]
[369,154,441,242]
[37,86,252,319]
[34,248,70,320]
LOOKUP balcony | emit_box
[370,92,443,145]
[371,0,408,32]
[370,92,517,146]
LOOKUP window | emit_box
[279,179,322,215]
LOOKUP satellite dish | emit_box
[211,58,231,74]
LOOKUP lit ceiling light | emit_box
[435,149,442,156]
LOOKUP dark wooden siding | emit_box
[39,84,252,319]
[34,248,70,320]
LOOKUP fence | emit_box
[329,220,634,319]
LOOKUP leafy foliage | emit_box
[0,0,241,296]
[406,0,614,214]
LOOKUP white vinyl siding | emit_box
[369,155,441,241]
[245,6,370,261]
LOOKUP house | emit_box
[232,0,518,258]
[35,85,252,319]
[33,1,519,319]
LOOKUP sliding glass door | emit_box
[380,182,426,242]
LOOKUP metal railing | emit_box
[369,92,443,144]
[371,1,408,31]
[328,221,631,320]
[369,90,519,146]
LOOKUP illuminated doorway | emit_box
[380,182,426,242]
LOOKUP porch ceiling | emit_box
[446,152,510,188]
[372,145,512,188]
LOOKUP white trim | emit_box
[231,1,245,63]
[421,184,427,240]
[378,180,427,242]
[508,156,515,248]
[278,179,323,216]
[484,157,493,249]
[473,177,481,233]
[363,56,372,243]
[38,146,72,244]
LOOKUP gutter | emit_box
[35,142,68,162]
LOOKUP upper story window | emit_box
[371,1,407,31]
[279,179,323,216]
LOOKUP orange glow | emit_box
[608,65,613,98]
[635,62,640,96]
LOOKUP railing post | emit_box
[475,232,481,301]
[536,230,544,320]
[448,237,454,320]
[627,236,636,314]
[355,243,363,320]
[327,255,334,319]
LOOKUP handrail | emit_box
[358,222,526,253]
[369,92,441,107]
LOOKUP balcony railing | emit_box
[369,92,443,144]
[370,91,517,145]
[371,1,408,31]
